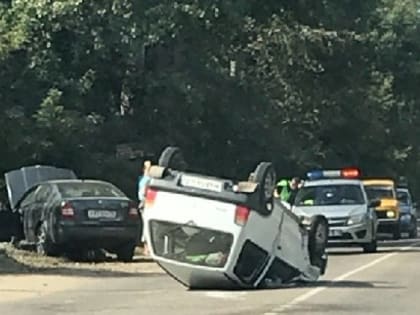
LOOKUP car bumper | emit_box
[377,218,399,233]
[327,222,371,245]
[54,223,140,248]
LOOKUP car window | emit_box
[35,185,53,203]
[397,190,410,206]
[364,185,395,200]
[294,184,365,206]
[56,182,126,198]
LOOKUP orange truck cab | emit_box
[362,179,401,239]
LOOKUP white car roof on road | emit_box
[303,178,363,187]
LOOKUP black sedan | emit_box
[5,166,142,261]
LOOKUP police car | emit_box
[143,146,329,289]
[292,169,380,253]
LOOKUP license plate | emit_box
[329,230,343,237]
[87,210,117,219]
[180,175,223,192]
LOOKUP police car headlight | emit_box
[347,213,366,226]
[386,210,395,218]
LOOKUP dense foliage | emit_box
[0,0,419,200]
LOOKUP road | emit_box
[1,239,419,315]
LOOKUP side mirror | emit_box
[413,202,417,208]
[369,199,381,208]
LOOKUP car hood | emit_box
[375,197,398,210]
[5,165,77,209]
[293,204,366,219]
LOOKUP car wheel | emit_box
[116,242,136,262]
[362,238,377,253]
[308,215,328,270]
[158,146,187,171]
[35,222,57,257]
[251,162,277,216]
[409,219,418,239]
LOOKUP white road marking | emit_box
[203,291,247,300]
[264,243,418,314]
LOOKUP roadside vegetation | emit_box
[0,0,419,200]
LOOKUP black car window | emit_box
[57,182,126,198]
[397,190,410,206]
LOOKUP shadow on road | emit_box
[328,238,420,256]
[327,249,395,256]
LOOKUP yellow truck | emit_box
[362,179,401,239]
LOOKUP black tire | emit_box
[35,222,57,257]
[363,222,378,253]
[116,242,136,262]
[409,219,418,239]
[308,215,328,272]
[158,146,187,171]
[251,162,277,215]
[362,239,377,253]
[392,224,401,240]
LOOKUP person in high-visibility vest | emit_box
[274,177,301,204]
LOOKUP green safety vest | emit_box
[276,179,291,201]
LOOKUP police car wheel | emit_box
[362,238,377,253]
[308,216,328,267]
[158,146,187,171]
[252,162,276,215]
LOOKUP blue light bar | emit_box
[307,170,324,180]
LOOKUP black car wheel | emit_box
[363,223,378,253]
[251,162,277,216]
[158,146,187,171]
[35,222,57,257]
[116,242,136,262]
[308,215,328,271]
[362,239,377,253]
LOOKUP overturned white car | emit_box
[143,147,329,289]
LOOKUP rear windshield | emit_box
[364,185,395,200]
[294,184,365,206]
[149,220,233,268]
[57,182,126,198]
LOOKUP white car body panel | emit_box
[144,189,321,289]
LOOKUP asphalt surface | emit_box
[1,238,420,315]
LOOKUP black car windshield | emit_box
[364,185,394,200]
[397,190,409,206]
[57,182,126,198]
[294,184,365,206]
